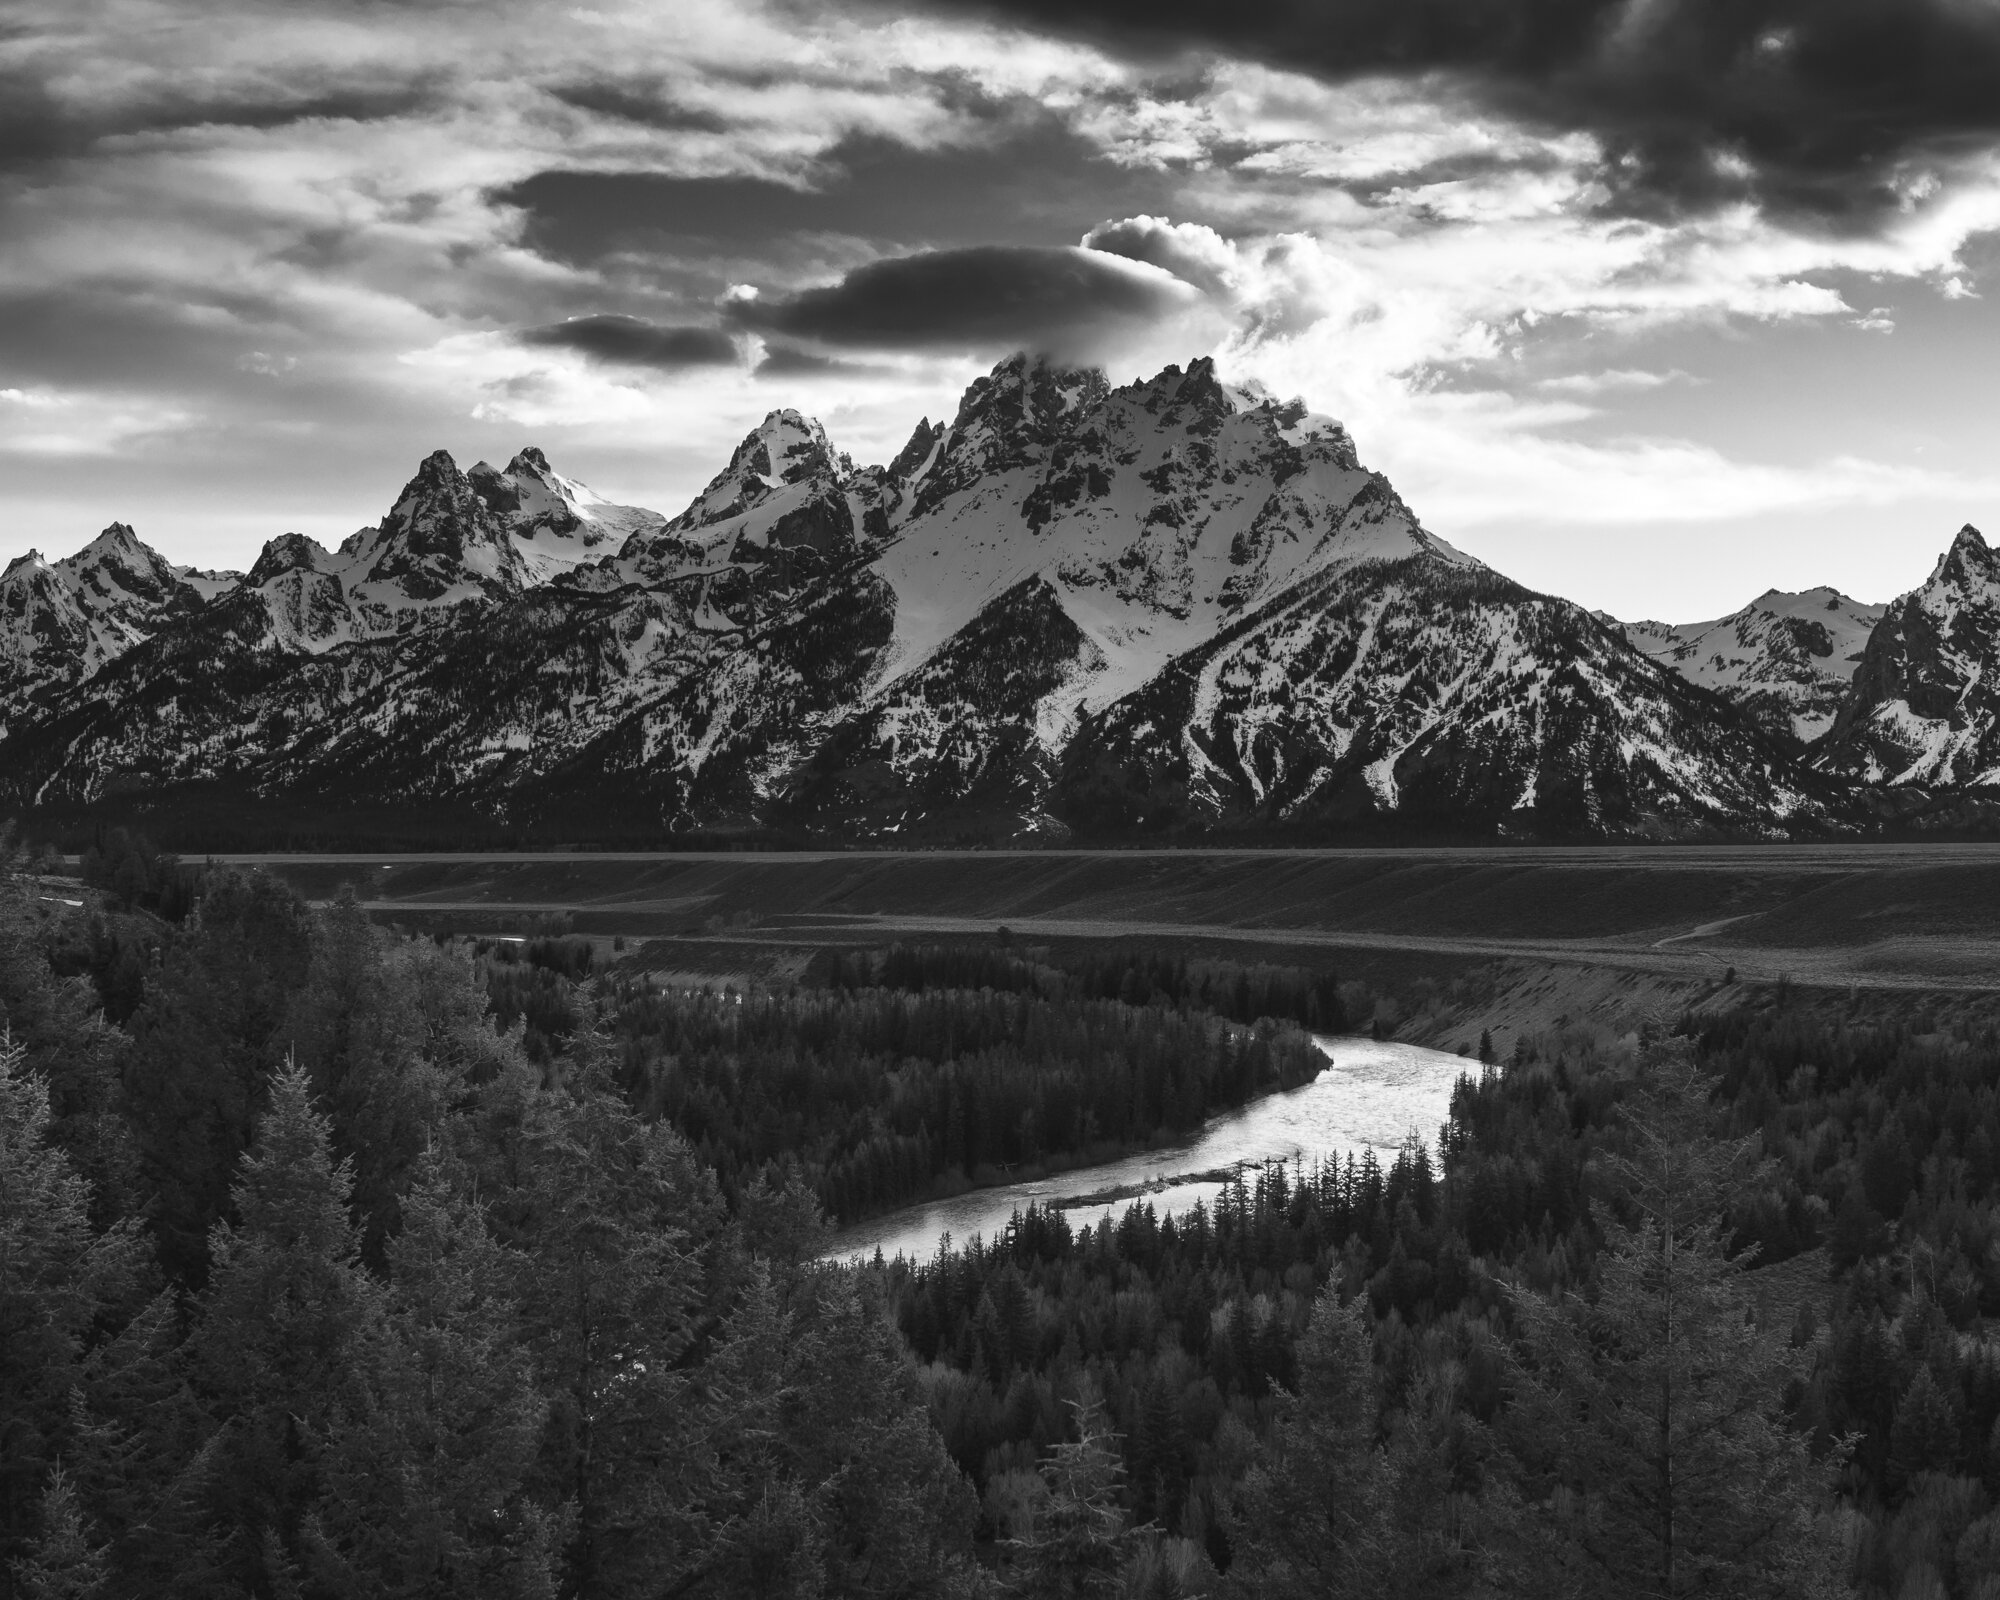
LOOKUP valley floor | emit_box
[184,843,2000,1056]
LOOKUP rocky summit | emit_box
[1619,588,1886,752]
[1818,525,2000,788]
[2,353,1994,842]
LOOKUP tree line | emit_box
[869,1034,1848,1597]
[1,861,984,1600]
[806,942,1350,1036]
[600,975,1324,1223]
[7,834,1989,1597]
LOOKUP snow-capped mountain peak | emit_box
[887,417,943,485]
[1923,523,1997,594]
[247,532,335,585]
[15,352,2000,843]
[0,521,215,702]
[1621,584,1885,745]
[467,446,664,582]
[913,355,1108,509]
[78,520,145,556]
[373,450,498,556]
[864,353,1465,730]
[1820,524,2000,786]
[68,521,187,601]
[672,411,843,537]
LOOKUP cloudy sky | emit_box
[6,0,2000,621]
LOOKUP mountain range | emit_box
[3,353,1995,845]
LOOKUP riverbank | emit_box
[826,1035,1476,1264]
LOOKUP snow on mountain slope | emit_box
[1621,587,1885,746]
[1059,554,1815,839]
[865,355,1473,764]
[1820,525,2000,786]
[0,414,904,817]
[785,353,1810,839]
[470,446,665,583]
[1,448,677,689]
[0,524,221,716]
[337,448,539,614]
[3,554,898,826]
[780,574,1104,835]
[0,355,1864,839]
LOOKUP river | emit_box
[826,1035,1479,1264]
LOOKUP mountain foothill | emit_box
[4,353,1997,842]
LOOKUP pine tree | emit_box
[0,1034,145,1585]
[1830,1310,1902,1485]
[1891,1368,1965,1490]
[281,896,470,1261]
[65,1290,220,1599]
[0,877,139,1227]
[502,1079,724,1599]
[11,1468,107,1600]
[1225,1288,1388,1597]
[121,870,316,1284]
[1505,1042,1844,1599]
[303,1149,558,1600]
[706,1482,825,1600]
[1009,1401,1142,1600]
[185,1058,380,1595]
[774,1272,983,1600]
[736,1168,831,1290]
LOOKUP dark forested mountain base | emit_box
[4,839,1998,1598]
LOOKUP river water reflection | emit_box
[827,1036,1478,1264]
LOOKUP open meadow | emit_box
[189,842,2000,1053]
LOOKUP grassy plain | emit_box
[194,845,2000,1055]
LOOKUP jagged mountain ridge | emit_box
[0,448,666,683]
[0,352,1937,842]
[0,524,231,722]
[1059,556,1816,838]
[1818,525,2000,787]
[1620,588,1886,749]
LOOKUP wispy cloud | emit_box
[0,385,197,457]
[1536,369,1695,395]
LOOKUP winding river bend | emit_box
[828,1036,1477,1264]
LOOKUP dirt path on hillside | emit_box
[678,911,2000,994]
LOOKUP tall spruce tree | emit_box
[185,1059,379,1596]
[1008,1401,1142,1600]
[1505,1041,1844,1600]
[64,1290,218,1600]
[500,1075,725,1599]
[303,1149,559,1600]
[1225,1287,1390,1597]
[121,871,316,1284]
[281,896,476,1262]
[0,1033,145,1595]
[11,1469,107,1600]
[776,1272,984,1599]
[0,850,140,1225]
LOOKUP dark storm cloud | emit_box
[495,120,1184,274]
[517,316,739,369]
[753,345,879,377]
[545,82,733,135]
[0,72,441,167]
[910,0,2000,220]
[727,245,1198,351]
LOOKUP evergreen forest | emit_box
[5,840,1998,1598]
